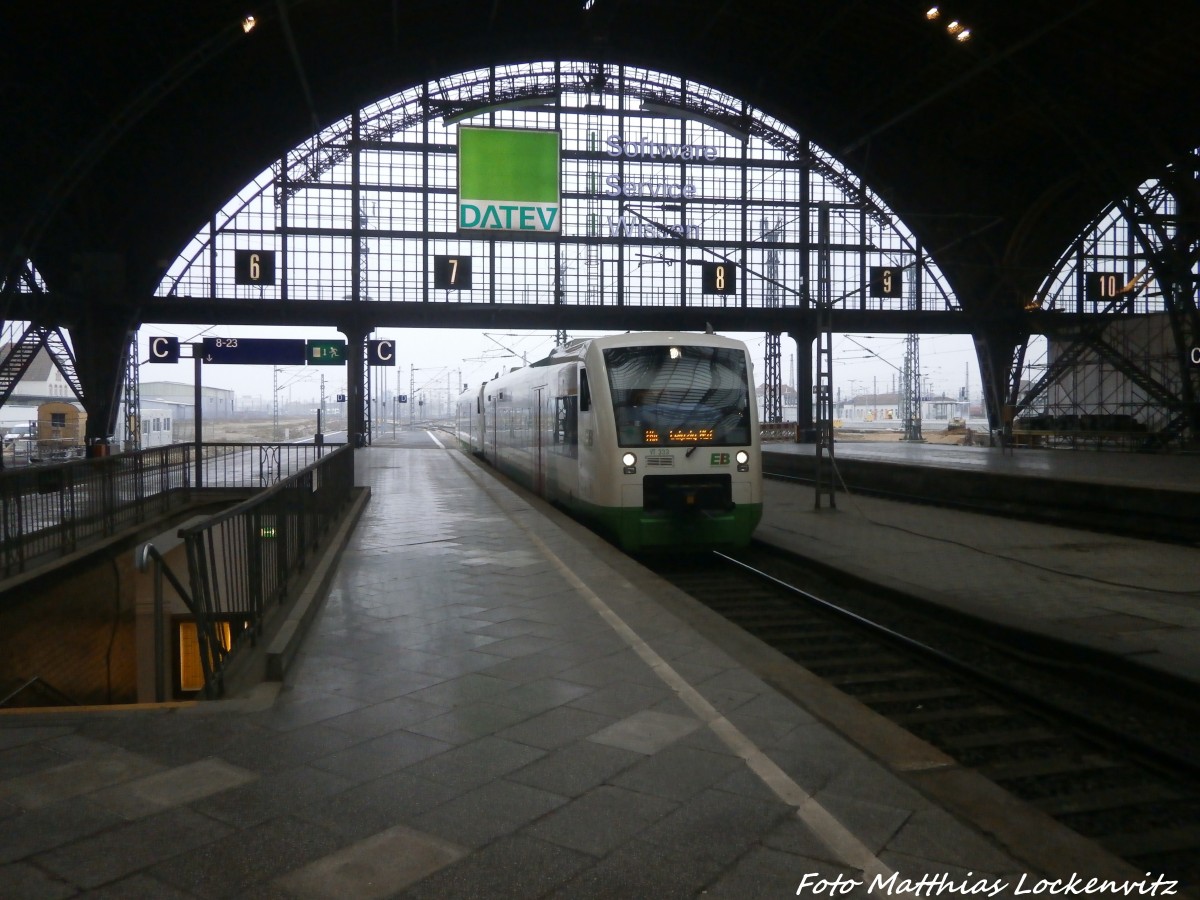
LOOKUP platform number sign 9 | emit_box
[701,262,736,296]
[1087,272,1125,302]
[234,250,276,285]
[434,255,472,289]
[869,267,902,299]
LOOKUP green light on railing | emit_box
[260,526,277,539]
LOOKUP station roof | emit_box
[3,1,1198,322]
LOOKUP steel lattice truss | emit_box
[1016,150,1200,444]
[153,61,960,433]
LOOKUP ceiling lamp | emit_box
[926,7,940,19]
[242,15,258,34]
[956,28,972,42]
[946,20,964,34]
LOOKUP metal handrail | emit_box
[134,541,213,701]
[1,441,339,579]
[168,444,354,698]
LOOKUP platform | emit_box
[756,476,1200,690]
[762,441,1200,543]
[0,442,1169,897]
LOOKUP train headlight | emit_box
[736,449,750,472]
[622,452,637,474]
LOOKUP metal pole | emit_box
[193,347,203,488]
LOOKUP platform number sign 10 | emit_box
[234,250,276,285]
[701,262,736,296]
[1087,272,1125,302]
[869,267,902,299]
[434,256,472,289]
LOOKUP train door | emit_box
[487,390,498,462]
[532,386,545,494]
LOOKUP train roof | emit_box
[534,331,749,367]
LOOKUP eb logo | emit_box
[709,453,730,465]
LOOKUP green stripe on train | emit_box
[570,498,762,552]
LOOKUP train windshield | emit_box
[603,345,752,447]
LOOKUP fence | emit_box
[138,444,356,698]
[1,442,340,579]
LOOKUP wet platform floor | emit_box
[0,445,1155,898]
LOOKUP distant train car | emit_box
[36,401,87,458]
[456,331,762,552]
[136,405,175,448]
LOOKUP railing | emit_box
[135,443,355,698]
[1,441,343,579]
[760,422,800,443]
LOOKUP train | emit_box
[455,331,763,552]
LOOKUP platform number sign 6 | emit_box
[701,262,736,296]
[869,267,902,299]
[235,250,276,285]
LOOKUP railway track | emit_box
[651,545,1200,893]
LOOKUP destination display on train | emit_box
[642,428,716,444]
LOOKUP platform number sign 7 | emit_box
[869,267,902,299]
[434,255,472,289]
[701,262,736,296]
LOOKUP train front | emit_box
[592,334,763,552]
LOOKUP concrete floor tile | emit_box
[0,749,164,810]
[320,694,446,739]
[545,838,726,900]
[401,834,592,900]
[525,784,678,856]
[496,706,615,750]
[86,757,258,819]
[610,744,743,802]
[508,739,643,797]
[150,814,345,899]
[588,709,701,755]
[404,672,513,708]
[192,764,353,829]
[0,797,125,866]
[488,677,595,713]
[402,700,532,744]
[0,860,78,900]
[408,735,546,788]
[638,788,792,865]
[273,823,465,900]
[309,730,453,783]
[33,806,233,890]
[413,778,568,848]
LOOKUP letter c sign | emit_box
[149,336,180,363]
[1191,345,1200,368]
[368,340,395,365]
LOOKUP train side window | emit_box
[579,369,590,412]
[555,396,578,457]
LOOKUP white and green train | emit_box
[456,331,763,553]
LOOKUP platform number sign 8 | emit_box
[1087,272,1125,302]
[701,262,736,296]
[434,255,472,289]
[869,267,902,299]
[235,250,276,285]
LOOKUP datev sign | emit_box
[458,126,561,234]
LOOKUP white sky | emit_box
[137,323,982,409]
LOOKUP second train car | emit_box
[456,331,762,552]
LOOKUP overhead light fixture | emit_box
[926,7,940,19]
[946,20,963,34]
[242,15,257,34]
[956,28,971,42]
